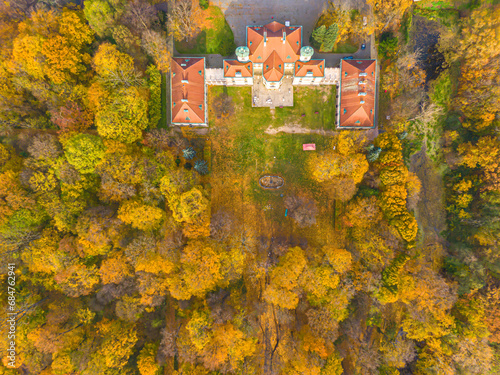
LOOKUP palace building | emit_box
[170,21,377,129]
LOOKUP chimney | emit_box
[264,31,267,46]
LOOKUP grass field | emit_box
[210,85,337,131]
[208,85,338,244]
[175,6,235,56]
[333,40,358,53]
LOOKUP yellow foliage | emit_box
[118,200,165,231]
[93,42,135,78]
[99,255,133,284]
[138,343,161,375]
[135,253,174,275]
[323,247,353,274]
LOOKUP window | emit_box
[250,41,253,45]
[198,70,202,75]
[173,102,176,106]
[266,65,269,69]
[355,120,361,124]
[184,109,189,112]
[344,72,347,77]
[287,55,291,59]
[343,108,347,114]
[173,72,176,76]
[186,117,190,121]
[279,64,282,69]
[258,55,261,59]
[199,105,202,109]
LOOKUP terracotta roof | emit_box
[263,51,284,82]
[247,22,302,65]
[223,60,253,78]
[338,59,376,128]
[171,58,206,125]
[295,60,325,77]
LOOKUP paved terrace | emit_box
[252,75,294,108]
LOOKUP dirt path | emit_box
[410,147,447,245]
[264,124,338,136]
[264,124,380,142]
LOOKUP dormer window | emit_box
[199,105,202,109]
[199,70,202,75]
[343,108,347,114]
[184,109,189,112]
[186,117,190,121]
[344,72,348,77]
[181,99,188,102]
[181,79,189,83]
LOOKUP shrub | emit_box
[194,160,209,175]
[183,147,196,160]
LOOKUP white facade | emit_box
[205,67,339,87]
[205,68,226,85]
[293,74,324,85]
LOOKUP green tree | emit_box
[321,24,338,52]
[64,134,105,174]
[311,25,326,48]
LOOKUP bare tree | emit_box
[167,0,201,41]
[123,0,158,32]
[284,196,318,227]
[141,29,171,73]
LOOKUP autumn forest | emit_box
[0,0,499,374]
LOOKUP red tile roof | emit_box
[247,22,302,77]
[223,60,253,78]
[294,60,325,77]
[338,59,376,128]
[263,51,284,82]
[171,58,206,125]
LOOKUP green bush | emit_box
[147,65,162,128]
[429,70,452,108]
[378,33,398,59]
[199,0,209,10]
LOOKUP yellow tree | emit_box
[264,247,307,309]
[138,343,161,375]
[118,200,165,231]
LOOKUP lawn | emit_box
[333,40,358,53]
[210,85,337,131]
[175,6,235,56]
[208,85,337,243]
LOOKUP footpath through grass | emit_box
[175,6,235,56]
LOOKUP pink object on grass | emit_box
[303,144,316,151]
